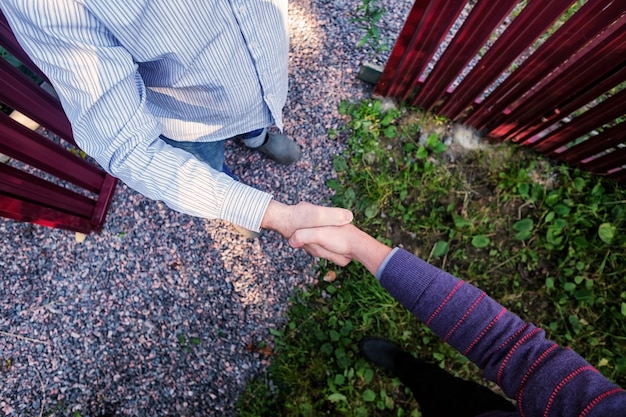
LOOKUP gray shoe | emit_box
[256,133,301,165]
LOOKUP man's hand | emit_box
[260,200,353,239]
[289,224,392,274]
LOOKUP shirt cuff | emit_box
[375,247,401,281]
[219,180,273,232]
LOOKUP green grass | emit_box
[352,0,387,52]
[236,99,626,416]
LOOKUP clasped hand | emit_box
[261,200,392,273]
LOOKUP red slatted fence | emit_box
[0,12,117,233]
[1,1,624,234]
[376,0,626,183]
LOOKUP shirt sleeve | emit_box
[375,247,400,281]
[2,1,272,231]
[379,248,626,417]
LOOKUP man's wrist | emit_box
[260,200,290,235]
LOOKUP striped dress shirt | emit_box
[2,0,290,231]
[380,248,626,416]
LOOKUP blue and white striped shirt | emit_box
[2,0,290,231]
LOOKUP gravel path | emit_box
[0,1,412,415]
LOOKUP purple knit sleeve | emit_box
[379,248,626,417]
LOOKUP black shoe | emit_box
[255,133,301,165]
[358,337,516,417]
[359,336,407,373]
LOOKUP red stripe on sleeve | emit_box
[425,280,464,326]
[579,387,625,417]
[513,344,558,417]
[541,365,596,417]
[443,292,486,342]
[496,327,542,385]
[496,323,529,352]
[463,307,507,355]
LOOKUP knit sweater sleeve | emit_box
[378,248,626,417]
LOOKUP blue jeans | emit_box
[161,128,265,172]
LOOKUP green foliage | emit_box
[352,0,387,52]
[237,99,626,416]
[237,265,424,416]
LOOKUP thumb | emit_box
[293,202,353,230]
[289,227,322,248]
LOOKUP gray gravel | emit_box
[0,0,412,415]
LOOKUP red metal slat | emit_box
[414,0,520,112]
[375,0,430,96]
[1,10,117,233]
[581,147,626,174]
[398,0,469,102]
[0,58,75,145]
[379,0,438,99]
[90,175,117,231]
[0,194,94,234]
[512,64,626,145]
[441,0,578,121]
[0,11,49,83]
[608,167,626,184]
[0,112,105,193]
[0,162,95,217]
[465,0,626,131]
[531,88,626,154]
[559,122,626,164]
[387,0,468,101]
[488,64,626,146]
[490,16,626,140]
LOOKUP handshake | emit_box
[261,201,392,274]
